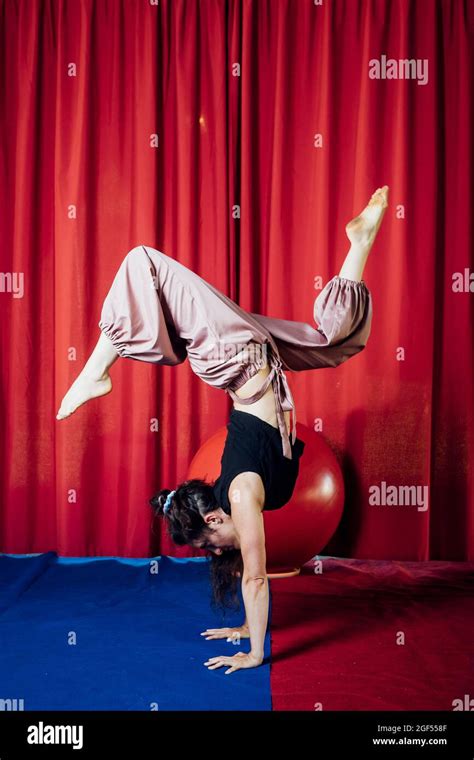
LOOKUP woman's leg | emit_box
[56,245,184,420]
[249,186,389,371]
[338,185,389,281]
[56,331,119,419]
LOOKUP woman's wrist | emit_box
[250,649,264,663]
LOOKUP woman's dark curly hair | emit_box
[149,479,243,613]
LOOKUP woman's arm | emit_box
[202,473,269,673]
[229,473,268,662]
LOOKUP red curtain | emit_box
[1,0,472,561]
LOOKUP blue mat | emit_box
[0,553,272,710]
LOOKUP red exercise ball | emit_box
[187,421,344,575]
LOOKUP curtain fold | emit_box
[0,0,472,560]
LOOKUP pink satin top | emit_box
[225,343,297,461]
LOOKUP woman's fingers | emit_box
[204,652,247,669]
[201,629,228,639]
[204,656,235,665]
[204,658,229,669]
[201,627,244,640]
[200,628,228,636]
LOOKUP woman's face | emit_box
[193,509,240,555]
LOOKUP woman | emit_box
[56,186,389,674]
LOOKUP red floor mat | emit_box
[269,557,474,711]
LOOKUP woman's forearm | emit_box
[241,575,269,660]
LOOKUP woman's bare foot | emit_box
[56,331,119,420]
[345,186,389,249]
[56,370,112,419]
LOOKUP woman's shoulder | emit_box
[227,471,266,512]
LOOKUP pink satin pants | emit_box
[98,246,373,459]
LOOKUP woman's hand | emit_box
[200,624,249,641]
[204,651,263,674]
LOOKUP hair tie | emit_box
[163,489,176,515]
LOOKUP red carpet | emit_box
[269,557,474,711]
